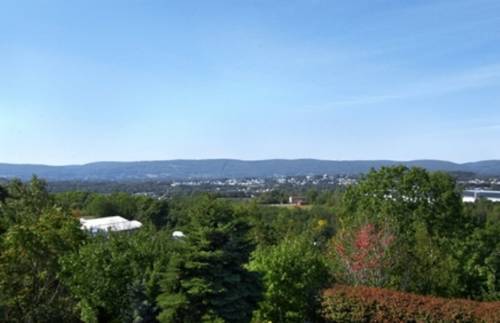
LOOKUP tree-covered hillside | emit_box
[2,159,500,181]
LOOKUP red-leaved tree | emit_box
[331,222,395,287]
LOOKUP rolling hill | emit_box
[0,159,499,181]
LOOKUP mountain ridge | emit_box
[0,159,499,181]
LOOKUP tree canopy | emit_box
[157,197,261,322]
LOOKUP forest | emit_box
[0,166,499,322]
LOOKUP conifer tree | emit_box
[157,196,261,322]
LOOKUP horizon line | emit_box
[1,158,500,168]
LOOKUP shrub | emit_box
[322,285,500,322]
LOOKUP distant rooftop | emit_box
[80,216,142,233]
[463,190,500,203]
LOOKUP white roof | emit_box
[462,190,500,203]
[172,230,186,238]
[464,189,500,194]
[462,196,477,203]
[80,216,142,233]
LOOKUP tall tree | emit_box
[337,166,468,296]
[157,196,261,323]
[341,166,466,239]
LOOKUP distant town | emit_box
[27,173,498,205]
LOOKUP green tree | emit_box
[83,194,118,218]
[157,196,261,323]
[256,189,288,204]
[305,188,319,204]
[404,221,462,296]
[249,236,329,323]
[341,166,465,238]
[0,185,8,203]
[0,208,85,322]
[61,234,135,323]
[0,177,54,232]
[55,191,93,211]
[338,166,468,296]
[136,197,170,229]
[459,207,500,300]
[61,227,172,323]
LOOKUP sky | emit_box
[1,0,500,165]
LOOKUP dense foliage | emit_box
[61,228,172,322]
[249,236,329,322]
[0,208,85,322]
[334,166,499,299]
[0,166,499,322]
[0,178,85,322]
[156,197,261,322]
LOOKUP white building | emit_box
[80,216,143,234]
[463,190,500,203]
[172,230,186,239]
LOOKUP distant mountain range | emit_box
[1,159,500,181]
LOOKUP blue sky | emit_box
[1,0,500,165]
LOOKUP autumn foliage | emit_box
[332,223,394,286]
[322,285,500,322]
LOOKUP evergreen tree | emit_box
[157,196,261,323]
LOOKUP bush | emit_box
[322,285,500,322]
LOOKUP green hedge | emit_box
[322,285,500,322]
